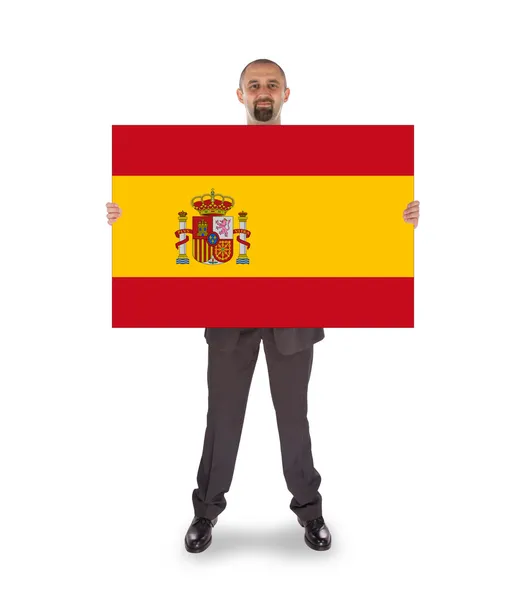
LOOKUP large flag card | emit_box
[112,125,414,327]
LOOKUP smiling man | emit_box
[106,58,420,554]
[237,59,290,124]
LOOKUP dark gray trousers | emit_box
[192,328,323,521]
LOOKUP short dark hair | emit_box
[238,59,287,91]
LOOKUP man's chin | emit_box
[254,109,273,122]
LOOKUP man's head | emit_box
[237,59,290,125]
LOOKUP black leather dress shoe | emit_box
[184,516,218,553]
[298,516,332,551]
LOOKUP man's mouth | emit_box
[256,101,272,107]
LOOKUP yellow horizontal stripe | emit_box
[112,176,413,277]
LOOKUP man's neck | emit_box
[246,116,282,125]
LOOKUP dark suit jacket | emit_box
[204,328,325,355]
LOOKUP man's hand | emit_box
[403,200,420,229]
[106,202,122,225]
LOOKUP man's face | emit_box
[237,64,290,123]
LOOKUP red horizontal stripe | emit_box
[112,277,413,327]
[112,125,413,176]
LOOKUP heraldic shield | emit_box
[193,214,234,264]
[174,188,251,266]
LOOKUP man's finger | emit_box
[407,200,420,207]
[404,208,419,216]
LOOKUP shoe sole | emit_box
[185,536,212,553]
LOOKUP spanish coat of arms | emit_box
[174,189,251,265]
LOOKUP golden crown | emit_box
[191,188,235,215]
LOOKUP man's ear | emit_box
[284,88,290,102]
[236,88,245,104]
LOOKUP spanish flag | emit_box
[112,125,413,327]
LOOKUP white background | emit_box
[1,1,525,598]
